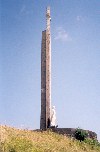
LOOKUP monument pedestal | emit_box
[50,128,97,139]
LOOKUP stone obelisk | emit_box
[40,7,51,130]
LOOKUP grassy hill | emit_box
[0,125,100,152]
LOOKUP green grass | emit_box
[0,125,100,152]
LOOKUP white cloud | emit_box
[20,5,26,14]
[54,27,71,42]
[76,15,84,22]
[20,5,33,15]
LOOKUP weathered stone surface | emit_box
[51,128,97,139]
[40,30,46,130]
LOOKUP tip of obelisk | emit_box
[46,6,50,10]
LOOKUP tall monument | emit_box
[40,7,51,130]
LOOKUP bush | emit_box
[75,128,88,142]
[85,138,100,146]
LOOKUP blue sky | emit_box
[0,0,100,140]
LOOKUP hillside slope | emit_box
[0,125,100,152]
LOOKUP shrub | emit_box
[85,138,100,146]
[75,128,88,142]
